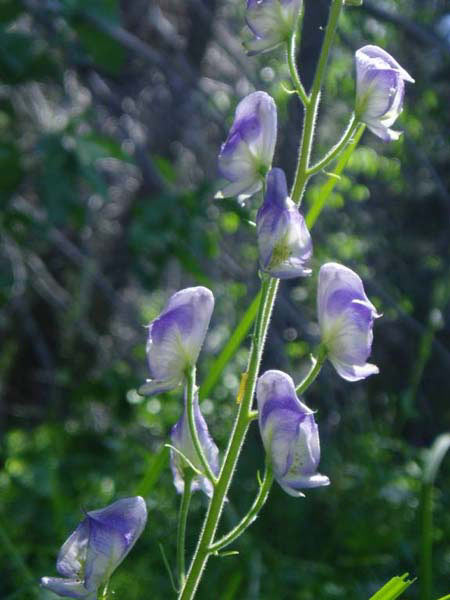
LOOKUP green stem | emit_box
[186,367,217,485]
[307,114,358,176]
[178,278,278,600]
[177,471,194,589]
[209,464,273,553]
[291,0,345,206]
[287,32,308,106]
[420,482,433,600]
[295,347,327,395]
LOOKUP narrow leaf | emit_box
[423,433,450,485]
[199,291,261,400]
[369,573,416,600]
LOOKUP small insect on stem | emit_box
[237,372,248,404]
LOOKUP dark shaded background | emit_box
[0,1,449,598]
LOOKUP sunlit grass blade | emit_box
[420,433,450,600]
[199,290,262,400]
[305,123,365,229]
[369,573,416,600]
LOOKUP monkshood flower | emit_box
[139,286,214,396]
[256,168,312,278]
[256,370,330,496]
[245,0,303,56]
[218,91,277,199]
[41,497,147,599]
[318,262,380,382]
[170,390,220,497]
[355,45,414,141]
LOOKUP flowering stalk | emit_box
[179,4,348,598]
[295,345,327,395]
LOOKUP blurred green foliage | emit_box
[0,0,449,599]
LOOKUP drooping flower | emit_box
[317,262,380,381]
[256,370,330,496]
[41,497,147,599]
[218,91,277,199]
[256,168,312,278]
[355,45,414,141]
[170,390,219,498]
[139,287,214,396]
[245,0,303,56]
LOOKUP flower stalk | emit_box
[291,0,345,206]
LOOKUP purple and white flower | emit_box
[318,262,380,382]
[256,370,330,496]
[139,287,214,396]
[245,0,303,56]
[218,91,277,199]
[256,168,312,278]
[170,390,220,498]
[355,45,414,141]
[41,497,147,599]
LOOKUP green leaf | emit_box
[369,573,416,600]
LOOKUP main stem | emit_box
[179,278,278,600]
[291,0,344,206]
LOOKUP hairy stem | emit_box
[307,114,358,176]
[287,12,308,106]
[186,367,217,485]
[209,463,273,553]
[295,347,327,396]
[291,0,345,206]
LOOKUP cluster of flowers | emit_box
[138,262,379,499]
[41,3,414,597]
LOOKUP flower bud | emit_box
[318,262,380,381]
[355,45,414,141]
[256,370,330,496]
[170,390,219,498]
[218,91,277,199]
[139,287,214,396]
[41,497,147,598]
[256,168,312,278]
[245,0,303,56]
